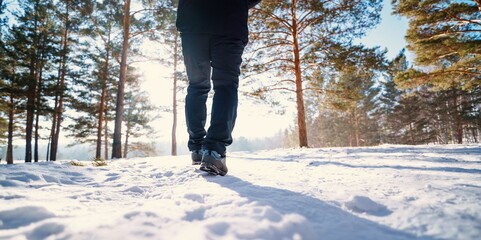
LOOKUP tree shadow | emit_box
[236,145,481,170]
[308,161,481,174]
[205,175,438,240]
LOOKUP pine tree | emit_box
[0,25,25,164]
[77,0,123,160]
[377,49,408,144]
[48,0,83,161]
[7,0,60,162]
[111,0,172,158]
[150,29,187,156]
[111,0,132,159]
[64,41,118,154]
[246,0,383,147]
[393,0,481,90]
[145,0,186,156]
[123,81,156,158]
[324,45,387,146]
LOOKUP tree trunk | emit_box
[34,66,44,162]
[354,109,360,147]
[50,0,70,161]
[409,123,415,144]
[471,127,478,143]
[112,0,131,159]
[104,111,109,160]
[348,115,353,147]
[48,66,60,161]
[6,67,15,164]
[96,41,110,159]
[25,0,40,162]
[123,124,130,158]
[34,109,40,162]
[25,59,37,163]
[291,1,308,148]
[453,93,463,144]
[171,32,179,156]
[96,66,107,159]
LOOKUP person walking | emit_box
[176,0,261,176]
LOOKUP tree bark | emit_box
[354,109,360,147]
[6,63,15,164]
[25,0,41,162]
[409,123,415,144]
[104,111,109,160]
[50,0,70,161]
[123,123,130,158]
[25,68,36,162]
[112,0,131,159]
[96,33,111,159]
[48,74,59,161]
[171,32,179,156]
[453,93,463,144]
[34,64,44,162]
[291,0,308,148]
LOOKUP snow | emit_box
[1,144,480,240]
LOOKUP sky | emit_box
[357,1,410,60]
[135,1,410,150]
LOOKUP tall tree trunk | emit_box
[48,66,60,161]
[104,110,109,160]
[112,0,131,159]
[354,109,360,147]
[7,68,15,164]
[409,123,415,144]
[25,57,37,163]
[34,65,44,162]
[171,32,179,156]
[50,0,70,161]
[123,124,130,158]
[96,44,110,159]
[25,0,41,162]
[291,1,308,148]
[348,115,353,147]
[34,110,40,161]
[471,127,478,143]
[453,93,463,144]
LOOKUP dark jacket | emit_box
[176,0,261,41]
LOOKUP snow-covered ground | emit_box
[1,144,480,240]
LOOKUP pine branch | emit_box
[130,8,164,17]
[130,28,158,38]
[253,8,293,31]
[76,4,121,64]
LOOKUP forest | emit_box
[1,0,480,164]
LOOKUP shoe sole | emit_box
[199,162,226,176]
[192,161,202,165]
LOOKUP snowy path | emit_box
[1,145,480,239]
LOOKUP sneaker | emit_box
[191,150,203,165]
[199,150,228,176]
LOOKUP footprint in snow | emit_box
[26,222,64,240]
[0,206,55,230]
[344,195,392,217]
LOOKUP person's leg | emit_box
[203,36,246,155]
[181,33,212,152]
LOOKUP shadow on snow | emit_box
[206,175,438,240]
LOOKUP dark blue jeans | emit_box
[181,33,246,155]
